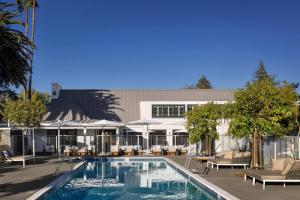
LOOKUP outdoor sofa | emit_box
[207,150,251,170]
[244,158,300,190]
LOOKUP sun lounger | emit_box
[152,145,162,156]
[111,145,121,156]
[78,147,87,156]
[207,150,251,170]
[244,158,300,190]
[167,146,177,156]
[64,145,73,156]
[2,151,35,167]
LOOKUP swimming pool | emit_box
[39,158,234,200]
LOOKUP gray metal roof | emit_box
[44,89,235,122]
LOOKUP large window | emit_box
[152,105,185,117]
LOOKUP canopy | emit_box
[127,119,161,125]
[173,129,188,133]
[87,119,123,127]
[167,120,186,126]
[41,120,81,127]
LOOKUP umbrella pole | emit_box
[58,126,61,159]
[102,127,104,155]
[22,128,25,167]
[32,128,35,157]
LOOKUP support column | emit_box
[116,127,120,146]
[83,127,87,146]
[101,128,104,154]
[22,128,25,163]
[58,127,61,159]
[166,129,173,146]
[32,128,35,157]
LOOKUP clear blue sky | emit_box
[30,0,300,92]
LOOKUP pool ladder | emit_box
[54,156,75,175]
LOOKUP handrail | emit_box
[54,156,77,175]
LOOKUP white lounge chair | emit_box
[3,150,35,167]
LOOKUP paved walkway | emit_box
[0,156,76,200]
[168,156,300,200]
[0,155,299,200]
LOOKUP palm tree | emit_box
[0,2,32,89]
[16,0,38,100]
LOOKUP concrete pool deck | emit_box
[0,156,77,200]
[0,155,299,200]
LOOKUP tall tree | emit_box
[253,61,274,81]
[228,77,298,167]
[186,75,213,89]
[0,2,31,90]
[16,0,38,100]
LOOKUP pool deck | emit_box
[0,156,77,200]
[0,155,299,200]
[168,155,300,200]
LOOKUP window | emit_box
[152,105,185,118]
[52,91,56,96]
[187,104,197,112]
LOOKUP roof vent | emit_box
[51,83,62,99]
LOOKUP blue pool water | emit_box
[43,159,220,200]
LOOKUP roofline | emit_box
[59,88,237,91]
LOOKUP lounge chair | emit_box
[64,145,73,156]
[124,146,135,156]
[207,150,251,170]
[152,145,162,156]
[244,158,300,190]
[111,145,121,156]
[78,147,87,156]
[167,146,177,156]
[87,145,95,156]
[2,150,35,167]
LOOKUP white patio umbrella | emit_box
[127,119,161,150]
[173,129,188,133]
[87,120,123,155]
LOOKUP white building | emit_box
[0,83,235,155]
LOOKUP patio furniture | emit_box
[64,145,73,156]
[78,147,87,156]
[124,146,135,156]
[167,146,177,156]
[2,150,35,167]
[207,150,251,170]
[244,158,300,190]
[152,145,162,156]
[111,145,121,156]
[87,145,95,156]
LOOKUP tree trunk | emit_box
[252,128,258,167]
[22,7,29,100]
[28,0,36,100]
[259,136,263,167]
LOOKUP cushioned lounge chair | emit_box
[167,146,177,156]
[2,150,35,167]
[152,145,162,156]
[207,150,251,170]
[78,147,87,156]
[111,145,121,156]
[63,146,73,156]
[244,158,300,190]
